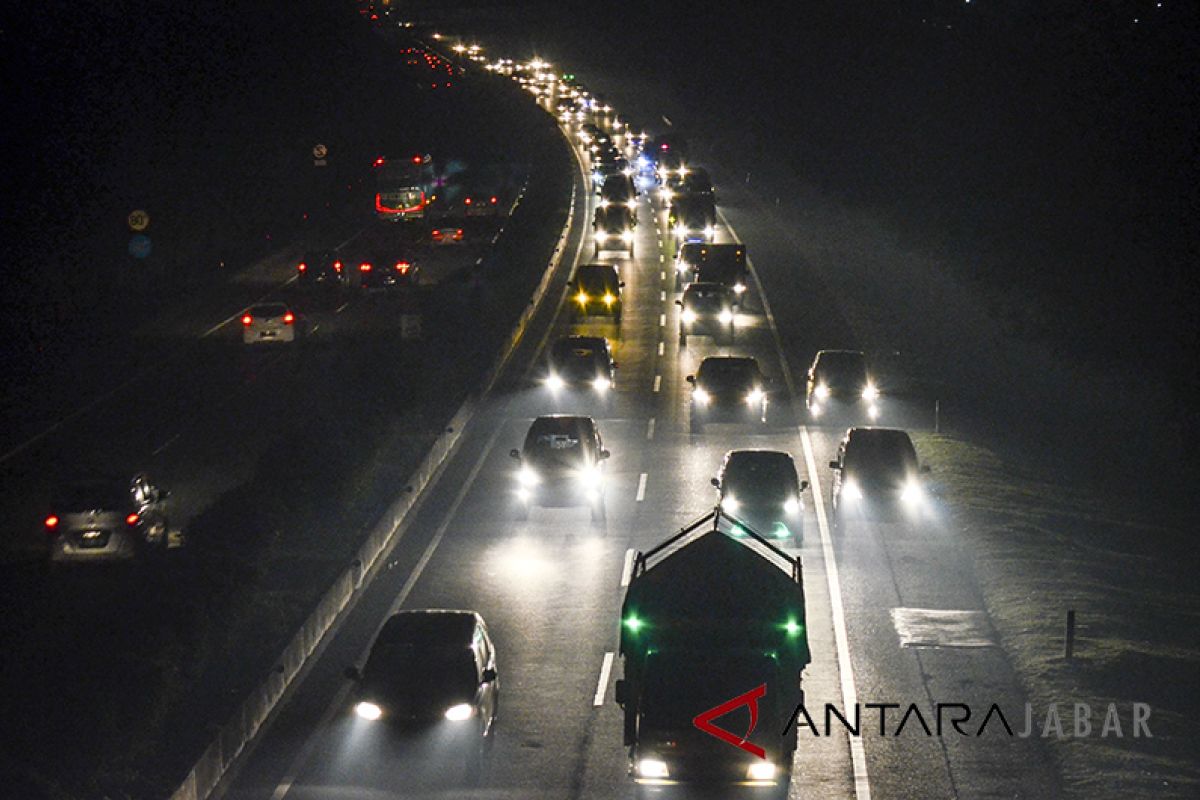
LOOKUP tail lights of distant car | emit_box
[241,314,254,326]
[44,515,59,530]
[297,263,307,273]
[395,261,411,273]
[283,311,295,324]
[334,261,343,273]
[490,196,498,204]
[359,262,372,272]
[125,513,140,526]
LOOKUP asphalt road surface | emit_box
[218,97,1060,800]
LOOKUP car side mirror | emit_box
[481,668,497,684]
[710,477,720,488]
[509,449,521,460]
[619,281,626,288]
[800,480,809,491]
[599,449,611,460]
[344,666,361,682]
[675,300,683,307]
[686,375,695,384]
[829,460,841,470]
[614,679,627,706]
[612,362,619,369]
[920,464,932,474]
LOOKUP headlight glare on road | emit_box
[444,703,475,721]
[681,308,697,324]
[637,758,670,779]
[842,479,863,501]
[355,701,383,721]
[718,309,734,324]
[901,480,923,506]
[692,388,710,405]
[784,497,800,514]
[747,761,776,781]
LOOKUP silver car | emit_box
[45,475,171,563]
[241,302,297,344]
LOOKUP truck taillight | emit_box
[334,261,343,272]
[125,513,140,526]
[283,312,295,324]
[44,515,59,530]
[241,314,253,326]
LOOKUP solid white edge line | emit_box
[635,472,648,502]
[620,547,636,587]
[594,651,615,707]
[719,205,871,800]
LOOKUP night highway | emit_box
[2,3,1197,800]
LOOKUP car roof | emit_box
[845,427,914,447]
[375,610,480,647]
[577,264,619,279]
[816,349,866,363]
[700,356,758,368]
[724,449,794,465]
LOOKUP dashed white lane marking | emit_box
[659,313,665,327]
[657,341,664,356]
[653,374,662,393]
[636,472,647,502]
[660,290,666,301]
[659,253,664,263]
[151,432,182,456]
[801,427,872,800]
[620,548,636,587]
[891,608,996,648]
[335,301,350,314]
[594,652,615,706]
[660,270,666,281]
[646,417,656,440]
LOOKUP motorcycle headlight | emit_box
[444,703,475,721]
[637,758,669,779]
[733,282,747,294]
[718,308,733,324]
[681,308,697,324]
[747,762,776,781]
[692,387,710,405]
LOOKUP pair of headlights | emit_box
[692,387,764,406]
[680,308,734,325]
[636,757,776,782]
[720,496,800,515]
[355,701,475,722]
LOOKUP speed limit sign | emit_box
[128,209,150,231]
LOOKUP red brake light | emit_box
[125,513,140,526]
[359,262,372,272]
[241,314,253,326]
[283,311,295,324]
[396,262,410,273]
[411,155,422,164]
[431,229,443,239]
[465,197,472,205]
[454,229,464,239]
[44,515,59,530]
[490,196,497,204]
[297,263,307,272]
[373,157,385,167]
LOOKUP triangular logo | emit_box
[692,683,767,759]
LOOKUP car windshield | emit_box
[817,353,868,386]
[551,341,604,373]
[250,303,288,318]
[699,358,757,388]
[363,644,477,695]
[54,480,130,511]
[725,454,797,500]
[578,269,618,293]
[845,435,918,477]
[524,418,593,467]
[684,286,728,309]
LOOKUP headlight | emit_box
[842,479,862,501]
[862,384,879,401]
[746,387,765,405]
[636,759,669,779]
[575,291,589,305]
[355,701,382,721]
[783,497,800,514]
[673,225,685,238]
[703,225,716,238]
[814,384,830,400]
[747,762,776,781]
[592,375,611,393]
[626,199,637,209]
[900,480,923,505]
[620,230,634,243]
[602,292,616,306]
[721,496,739,512]
[660,189,673,202]
[718,308,733,324]
[444,703,475,721]
[575,464,603,487]
[595,232,609,242]
[867,404,880,420]
[598,199,611,209]
[545,373,564,391]
[517,466,540,487]
[681,308,697,324]
[733,282,747,294]
[692,387,710,405]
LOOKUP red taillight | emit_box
[490,196,498,204]
[44,515,59,530]
[395,262,411,273]
[283,311,295,324]
[411,155,422,164]
[465,197,472,205]
[431,229,443,239]
[334,261,343,272]
[125,513,140,526]
[359,262,372,272]
[297,263,307,272]
[241,314,253,326]
[454,229,464,240]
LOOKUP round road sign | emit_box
[128,209,150,231]
[312,144,328,159]
[128,234,152,259]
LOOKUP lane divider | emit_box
[593,652,615,707]
[636,472,648,502]
[646,417,656,440]
[653,375,662,393]
[620,547,636,587]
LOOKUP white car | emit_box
[241,302,297,344]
